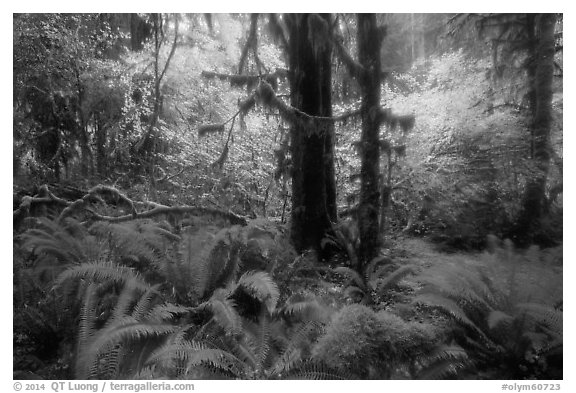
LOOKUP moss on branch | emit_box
[13,184,249,228]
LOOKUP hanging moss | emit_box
[198,123,225,137]
[398,114,416,133]
[393,144,407,158]
[379,139,392,155]
[238,95,256,114]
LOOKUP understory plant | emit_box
[15,216,337,379]
[334,255,415,305]
[312,303,469,379]
[412,238,563,379]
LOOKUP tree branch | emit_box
[158,15,179,85]
[201,68,288,90]
[255,80,362,125]
[13,184,249,229]
[238,14,260,74]
[85,203,248,226]
[332,35,366,80]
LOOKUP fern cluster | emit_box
[16,216,342,379]
[334,255,415,304]
[412,238,563,379]
[131,272,341,379]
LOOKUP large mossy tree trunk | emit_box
[357,14,383,266]
[286,14,337,253]
[515,13,556,244]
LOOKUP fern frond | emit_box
[343,286,366,300]
[100,345,123,379]
[131,286,160,321]
[414,293,489,341]
[415,345,470,379]
[516,303,563,335]
[76,283,99,376]
[253,311,271,373]
[371,265,414,293]
[333,266,365,290]
[54,261,151,292]
[89,318,177,357]
[147,341,247,377]
[283,360,350,380]
[207,228,244,290]
[200,289,242,335]
[364,255,392,279]
[487,310,514,330]
[89,220,172,269]
[270,321,324,377]
[21,218,97,266]
[146,339,203,370]
[179,231,215,298]
[146,303,192,322]
[111,285,139,322]
[280,297,332,323]
[417,262,498,309]
[236,271,279,314]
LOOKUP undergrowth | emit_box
[411,237,562,379]
[13,216,562,380]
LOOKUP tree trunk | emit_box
[515,13,556,243]
[94,118,108,176]
[525,14,537,157]
[130,14,152,51]
[286,14,337,253]
[357,14,383,266]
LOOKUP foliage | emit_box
[312,304,458,379]
[334,256,415,305]
[13,13,562,381]
[144,307,341,380]
[14,213,301,379]
[381,50,561,248]
[13,14,132,182]
[73,283,182,379]
[412,238,562,379]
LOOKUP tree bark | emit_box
[516,13,556,243]
[286,14,337,253]
[357,14,383,266]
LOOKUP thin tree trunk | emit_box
[95,117,107,176]
[410,13,415,63]
[525,14,537,157]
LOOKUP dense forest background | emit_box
[13,13,563,380]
